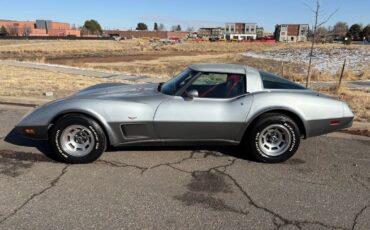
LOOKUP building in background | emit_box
[275,24,309,42]
[198,27,224,39]
[224,22,257,40]
[0,19,80,37]
[256,26,264,39]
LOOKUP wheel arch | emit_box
[49,111,112,146]
[241,108,307,142]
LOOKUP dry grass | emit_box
[319,85,370,122]
[83,52,310,82]
[1,39,369,82]
[320,85,370,136]
[0,40,150,59]
[2,39,368,59]
[85,53,240,79]
[0,39,278,56]
[0,64,127,98]
[81,52,369,83]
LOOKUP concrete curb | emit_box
[0,59,162,83]
[0,96,51,107]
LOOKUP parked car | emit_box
[16,64,353,163]
[209,36,220,42]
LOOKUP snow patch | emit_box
[243,48,370,74]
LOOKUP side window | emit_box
[192,73,226,86]
[259,71,305,89]
[186,73,246,99]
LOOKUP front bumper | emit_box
[15,125,49,140]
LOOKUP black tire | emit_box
[245,113,300,163]
[49,114,107,164]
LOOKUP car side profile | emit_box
[16,64,354,163]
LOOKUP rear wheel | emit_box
[245,113,300,163]
[49,114,107,163]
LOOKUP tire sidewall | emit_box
[250,115,300,163]
[50,115,106,163]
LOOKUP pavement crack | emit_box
[0,165,69,225]
[96,151,198,174]
[143,151,197,174]
[209,158,236,172]
[148,151,236,175]
[351,205,369,230]
[215,169,348,230]
[96,159,147,173]
[96,150,236,175]
[166,164,193,174]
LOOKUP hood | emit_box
[72,83,161,100]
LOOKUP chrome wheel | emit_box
[60,125,95,157]
[258,124,292,157]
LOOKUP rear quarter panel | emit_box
[246,90,348,138]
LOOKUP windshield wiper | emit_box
[157,82,164,92]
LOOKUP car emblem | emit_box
[128,116,137,120]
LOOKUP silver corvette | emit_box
[16,64,354,163]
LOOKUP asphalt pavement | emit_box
[0,104,369,229]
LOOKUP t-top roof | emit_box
[189,63,257,75]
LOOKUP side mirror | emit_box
[186,89,199,99]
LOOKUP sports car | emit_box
[15,64,354,163]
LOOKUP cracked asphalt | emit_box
[0,104,369,229]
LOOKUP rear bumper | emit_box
[15,125,49,140]
[305,116,353,138]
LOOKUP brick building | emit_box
[275,24,309,42]
[0,19,80,37]
[103,30,189,39]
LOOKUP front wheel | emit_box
[246,113,300,163]
[49,114,107,164]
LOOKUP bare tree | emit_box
[22,25,31,36]
[332,21,348,37]
[304,0,339,87]
[315,26,329,43]
[7,25,19,36]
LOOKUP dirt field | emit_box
[1,39,369,81]
[0,40,273,60]
[0,64,127,98]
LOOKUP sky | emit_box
[1,0,369,32]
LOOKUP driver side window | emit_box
[186,72,246,99]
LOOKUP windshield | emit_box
[160,68,197,95]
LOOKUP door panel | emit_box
[154,95,253,140]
